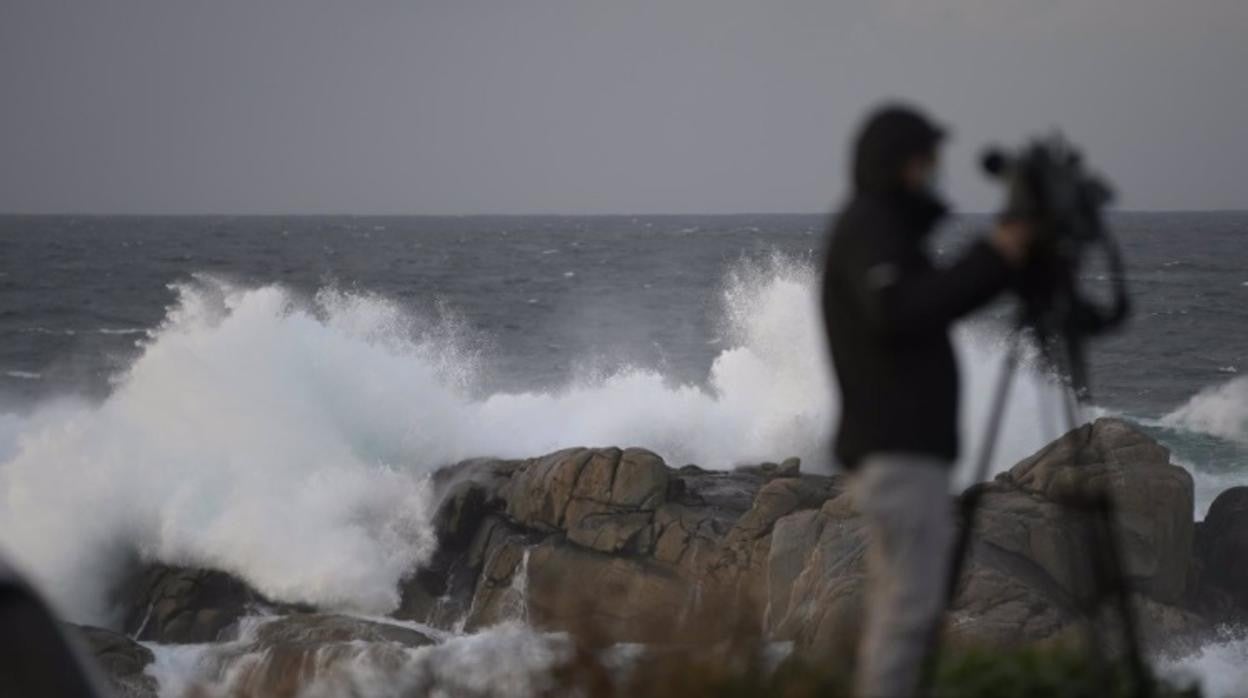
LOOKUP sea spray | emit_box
[1162,376,1248,445]
[0,261,1060,627]
[1160,632,1248,698]
[0,277,444,624]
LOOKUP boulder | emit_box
[767,512,869,657]
[928,419,1199,651]
[432,459,514,550]
[69,625,158,698]
[777,457,802,478]
[504,448,595,530]
[946,556,1074,649]
[981,418,1194,605]
[398,458,516,625]
[712,475,845,614]
[1192,486,1248,617]
[119,565,302,643]
[765,419,1202,654]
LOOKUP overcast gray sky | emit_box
[1,0,1245,214]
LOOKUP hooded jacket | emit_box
[821,106,1012,469]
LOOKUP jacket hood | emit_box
[852,104,946,194]
[850,104,949,231]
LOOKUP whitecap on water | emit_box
[1162,376,1248,445]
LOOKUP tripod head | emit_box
[982,134,1131,399]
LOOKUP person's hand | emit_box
[989,219,1034,267]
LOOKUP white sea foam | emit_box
[0,261,1060,626]
[1161,376,1248,445]
[1159,633,1248,698]
[144,618,569,698]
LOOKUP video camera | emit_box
[981,134,1131,397]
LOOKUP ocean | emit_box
[1,212,1246,694]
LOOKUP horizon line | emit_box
[2,208,1245,218]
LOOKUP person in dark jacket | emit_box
[0,555,107,697]
[821,104,1031,698]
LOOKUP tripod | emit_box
[916,320,1152,698]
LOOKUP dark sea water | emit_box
[1,212,1246,695]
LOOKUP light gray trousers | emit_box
[852,454,955,698]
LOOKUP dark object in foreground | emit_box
[0,559,108,697]
[924,134,1141,697]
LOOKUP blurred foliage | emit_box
[932,647,1201,698]
[541,636,1202,698]
[529,587,1202,697]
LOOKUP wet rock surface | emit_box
[118,565,306,644]
[69,625,158,698]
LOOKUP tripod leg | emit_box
[1053,380,1152,698]
[968,333,1025,488]
[915,331,1022,697]
[1091,494,1154,698]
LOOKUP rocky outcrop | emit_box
[391,418,1211,657]
[396,446,836,642]
[96,416,1243,694]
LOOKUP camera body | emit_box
[982,134,1114,248]
[981,134,1130,394]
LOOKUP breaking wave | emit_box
[1162,376,1248,445]
[0,260,1061,625]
